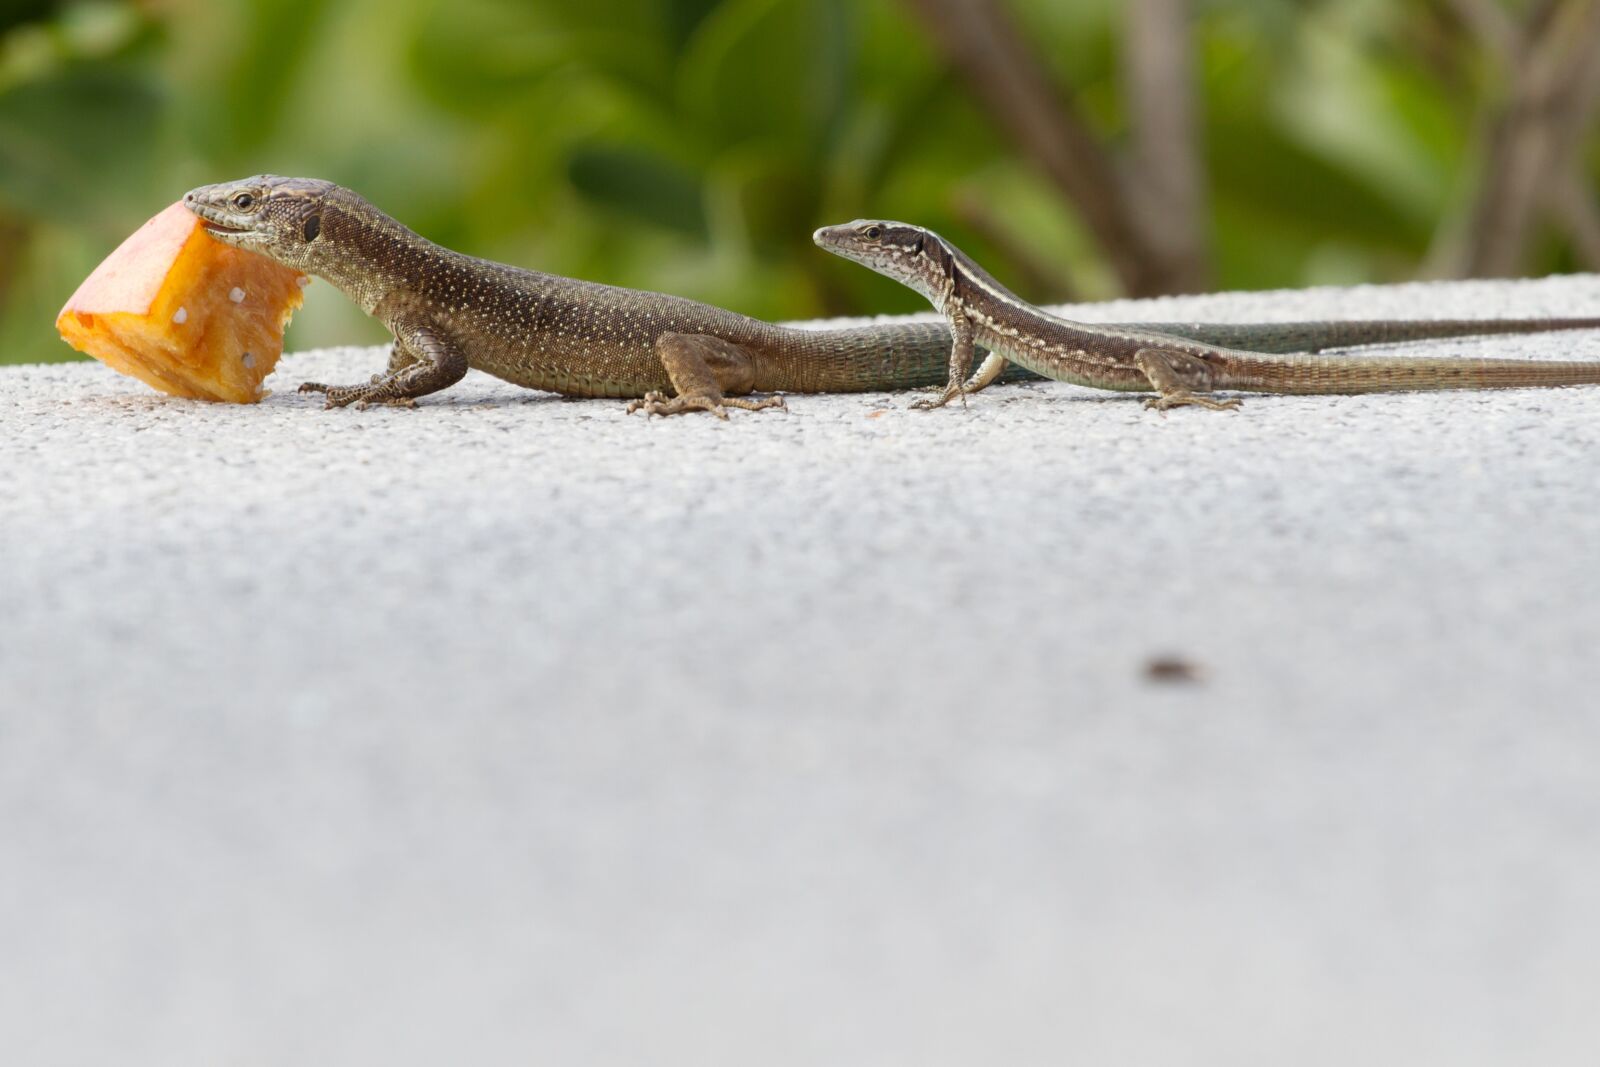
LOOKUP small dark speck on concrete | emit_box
[1145,654,1207,684]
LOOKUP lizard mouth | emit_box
[195,216,269,245]
[182,195,254,236]
[199,218,250,235]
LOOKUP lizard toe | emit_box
[626,391,670,416]
[720,394,786,413]
[321,387,365,408]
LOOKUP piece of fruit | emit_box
[56,201,307,403]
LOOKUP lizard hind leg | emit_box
[962,350,1009,395]
[1134,347,1242,412]
[627,333,787,418]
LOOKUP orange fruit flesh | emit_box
[56,202,307,403]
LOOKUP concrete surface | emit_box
[5,274,1600,1065]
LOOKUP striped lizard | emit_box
[814,220,1600,411]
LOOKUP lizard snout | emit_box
[813,224,852,249]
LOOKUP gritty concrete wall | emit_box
[4,274,1600,1065]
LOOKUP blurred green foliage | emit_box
[0,0,1588,364]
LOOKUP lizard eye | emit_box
[863,225,883,240]
[231,192,256,210]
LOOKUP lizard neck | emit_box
[304,195,463,316]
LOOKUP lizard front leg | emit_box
[1134,348,1242,411]
[627,333,787,419]
[300,317,467,408]
[911,310,976,411]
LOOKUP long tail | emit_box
[765,321,968,392]
[1165,317,1600,354]
[1215,353,1600,395]
[766,317,1600,393]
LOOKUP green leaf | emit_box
[567,144,708,236]
[0,1,57,37]
[1208,111,1426,249]
[677,0,851,149]
[200,0,335,161]
[0,65,162,228]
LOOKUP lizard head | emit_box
[184,175,338,270]
[813,220,950,305]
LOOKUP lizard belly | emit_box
[457,328,670,398]
[981,330,1152,392]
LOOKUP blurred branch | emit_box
[1526,0,1571,40]
[900,0,1200,295]
[1124,0,1208,291]
[1450,0,1600,276]
[1441,0,1519,62]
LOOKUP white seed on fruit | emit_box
[228,287,245,303]
[172,306,188,324]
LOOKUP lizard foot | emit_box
[627,391,727,419]
[1143,393,1242,412]
[909,383,967,411]
[350,397,418,410]
[299,381,418,409]
[626,391,785,418]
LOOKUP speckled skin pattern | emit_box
[183,177,1600,414]
[817,220,1600,411]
